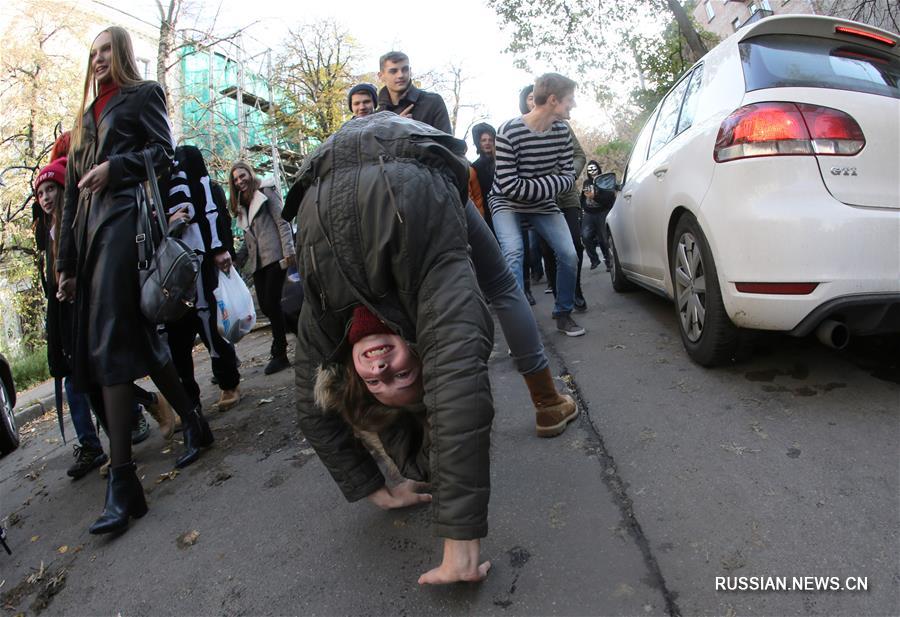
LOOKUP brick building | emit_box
[693,0,898,40]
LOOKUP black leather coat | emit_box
[57,81,174,390]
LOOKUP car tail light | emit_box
[735,283,819,295]
[715,103,865,162]
[834,25,896,47]
[797,104,865,155]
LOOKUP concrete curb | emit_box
[13,393,57,426]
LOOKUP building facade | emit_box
[694,0,898,40]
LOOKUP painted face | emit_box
[587,164,599,176]
[351,93,375,118]
[232,168,252,195]
[90,31,113,85]
[479,133,495,157]
[36,182,59,215]
[378,60,411,95]
[552,92,577,120]
[352,333,424,407]
[526,92,535,112]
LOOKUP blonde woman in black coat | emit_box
[57,26,213,535]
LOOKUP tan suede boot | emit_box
[146,392,177,440]
[524,367,579,438]
[215,387,241,412]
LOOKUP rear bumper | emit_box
[788,293,900,337]
[699,157,900,332]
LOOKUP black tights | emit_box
[102,361,195,466]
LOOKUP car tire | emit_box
[608,230,635,293]
[671,213,740,367]
[0,376,18,455]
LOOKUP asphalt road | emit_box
[0,265,897,616]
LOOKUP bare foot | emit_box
[418,539,491,585]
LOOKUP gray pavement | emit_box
[0,264,897,616]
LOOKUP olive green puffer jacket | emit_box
[283,112,495,540]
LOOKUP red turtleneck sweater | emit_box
[93,81,119,124]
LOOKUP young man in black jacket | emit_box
[580,160,614,271]
[376,51,452,134]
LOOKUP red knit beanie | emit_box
[348,305,394,345]
[34,157,67,193]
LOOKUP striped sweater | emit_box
[488,116,575,215]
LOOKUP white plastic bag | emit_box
[214,268,256,344]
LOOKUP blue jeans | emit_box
[465,202,548,376]
[65,377,103,452]
[493,210,577,316]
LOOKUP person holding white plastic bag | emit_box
[214,267,256,343]
[165,145,243,411]
[230,161,295,375]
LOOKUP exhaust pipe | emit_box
[816,319,850,350]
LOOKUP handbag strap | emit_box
[143,150,168,238]
[136,150,168,270]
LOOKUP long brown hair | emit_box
[228,161,261,216]
[34,185,65,277]
[72,26,143,150]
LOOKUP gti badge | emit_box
[830,167,858,176]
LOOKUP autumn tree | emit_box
[271,21,359,146]
[0,1,86,351]
[488,0,715,125]
[822,0,899,33]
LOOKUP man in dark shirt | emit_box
[376,51,452,134]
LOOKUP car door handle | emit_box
[623,192,632,201]
[653,166,668,179]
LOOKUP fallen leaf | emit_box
[155,470,179,484]
[257,430,265,437]
[161,447,172,455]
[257,398,274,406]
[176,530,200,549]
[57,545,68,554]
[30,535,39,543]
[26,561,45,584]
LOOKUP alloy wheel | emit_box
[674,232,707,343]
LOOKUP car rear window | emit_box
[740,34,900,99]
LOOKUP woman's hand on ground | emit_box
[367,480,431,510]
[77,161,110,193]
[418,539,491,585]
[56,273,76,302]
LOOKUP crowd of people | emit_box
[32,26,616,585]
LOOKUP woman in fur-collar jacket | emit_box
[229,161,295,375]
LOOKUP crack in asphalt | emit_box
[542,335,683,617]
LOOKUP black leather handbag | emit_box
[136,151,201,324]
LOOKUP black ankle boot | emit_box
[175,406,214,469]
[264,354,291,375]
[89,462,148,535]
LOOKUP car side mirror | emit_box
[595,172,618,191]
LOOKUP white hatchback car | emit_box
[605,15,900,366]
